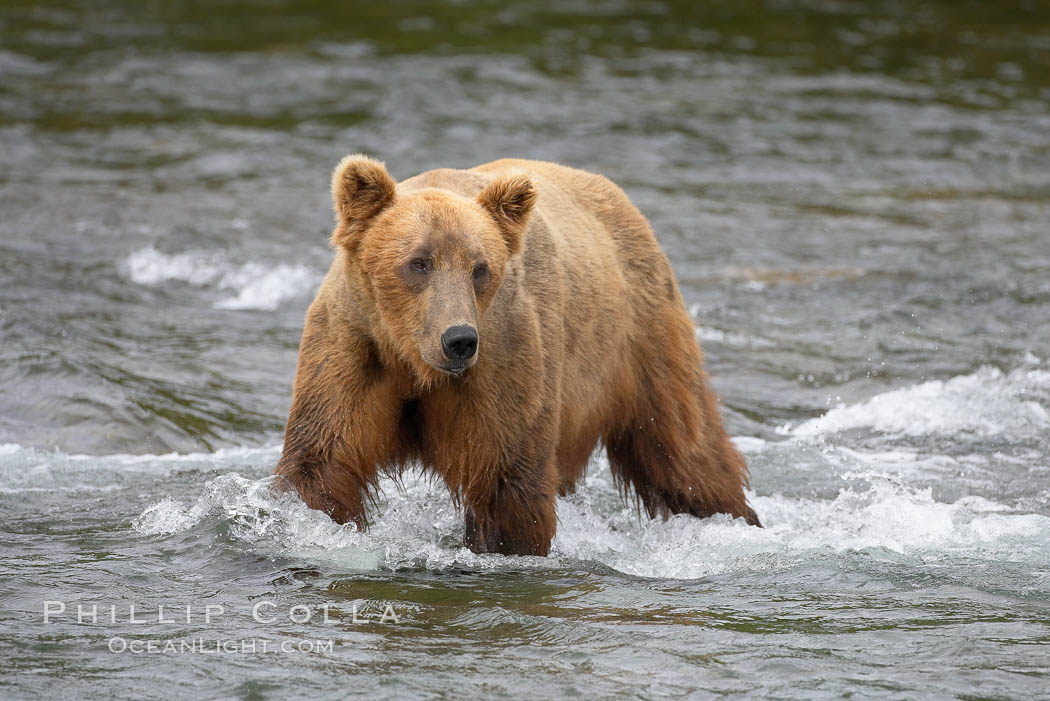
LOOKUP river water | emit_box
[2,1,1049,699]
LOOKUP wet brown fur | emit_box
[275,155,760,556]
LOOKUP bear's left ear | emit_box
[477,174,536,256]
[329,154,397,249]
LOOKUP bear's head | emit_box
[328,155,536,383]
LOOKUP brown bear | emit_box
[275,155,760,556]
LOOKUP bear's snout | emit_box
[441,324,478,364]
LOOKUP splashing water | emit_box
[120,434,1049,589]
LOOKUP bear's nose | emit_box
[441,325,478,361]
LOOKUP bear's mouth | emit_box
[433,358,474,377]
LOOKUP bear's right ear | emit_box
[329,154,397,249]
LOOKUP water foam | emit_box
[124,247,318,310]
[556,464,1049,579]
[788,366,1050,440]
[9,439,1044,582]
[129,453,1050,582]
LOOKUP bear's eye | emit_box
[472,264,488,280]
[410,258,432,273]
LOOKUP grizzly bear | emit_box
[275,156,760,556]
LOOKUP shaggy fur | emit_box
[275,156,760,556]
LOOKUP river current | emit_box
[2,2,1049,699]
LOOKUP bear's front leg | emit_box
[275,383,402,528]
[274,323,406,528]
[461,458,558,556]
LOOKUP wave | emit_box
[123,246,319,311]
[0,443,281,493]
[786,366,1050,440]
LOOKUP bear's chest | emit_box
[404,392,505,469]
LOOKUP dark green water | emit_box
[2,2,1049,699]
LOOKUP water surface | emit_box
[2,1,1049,698]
